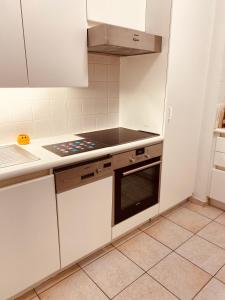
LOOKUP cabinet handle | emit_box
[133,37,140,42]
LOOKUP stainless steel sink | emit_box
[0,145,39,168]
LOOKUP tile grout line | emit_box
[147,273,181,300]
[191,277,214,300]
[80,266,111,299]
[110,273,146,299]
[182,205,224,221]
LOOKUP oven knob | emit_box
[145,154,150,159]
[129,158,135,163]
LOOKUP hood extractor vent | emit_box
[87,24,162,56]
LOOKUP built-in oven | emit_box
[113,143,162,225]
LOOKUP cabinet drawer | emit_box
[214,152,225,168]
[210,169,225,203]
[216,137,225,153]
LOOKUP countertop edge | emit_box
[0,136,164,182]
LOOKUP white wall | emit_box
[159,0,216,212]
[193,1,225,202]
[0,54,119,143]
[119,0,172,134]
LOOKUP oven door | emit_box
[114,157,161,225]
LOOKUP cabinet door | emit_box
[0,175,60,300]
[0,0,28,87]
[159,0,214,212]
[21,0,88,87]
[57,177,112,268]
[87,0,146,31]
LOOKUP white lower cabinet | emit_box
[210,169,225,203]
[57,177,112,268]
[0,175,60,300]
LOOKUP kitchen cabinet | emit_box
[0,175,60,300]
[209,137,225,204]
[87,0,146,32]
[57,177,112,268]
[159,0,215,212]
[0,0,28,87]
[210,169,225,203]
[21,0,88,87]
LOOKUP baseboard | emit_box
[209,198,225,211]
[161,198,189,216]
[189,196,208,206]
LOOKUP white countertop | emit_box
[0,133,163,181]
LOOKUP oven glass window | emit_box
[121,167,158,211]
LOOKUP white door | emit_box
[21,0,88,87]
[159,0,215,212]
[57,177,112,268]
[0,0,28,87]
[0,176,60,300]
[87,0,146,31]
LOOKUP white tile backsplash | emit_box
[0,54,120,143]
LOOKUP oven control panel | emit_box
[113,142,163,170]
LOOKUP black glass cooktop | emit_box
[77,127,159,146]
[43,128,159,157]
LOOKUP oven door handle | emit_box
[122,161,162,176]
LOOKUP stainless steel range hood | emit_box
[87,24,162,56]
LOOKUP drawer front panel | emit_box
[210,169,225,203]
[214,152,225,169]
[216,137,225,153]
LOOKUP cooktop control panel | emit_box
[43,139,107,157]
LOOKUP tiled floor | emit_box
[16,201,225,300]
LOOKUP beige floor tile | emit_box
[184,201,223,219]
[15,290,38,300]
[176,235,225,275]
[83,249,144,298]
[165,207,211,233]
[39,269,107,300]
[216,265,225,284]
[118,232,171,271]
[198,222,225,249]
[215,212,225,226]
[35,264,80,294]
[194,278,225,300]
[148,252,211,300]
[112,229,141,247]
[145,217,193,250]
[138,216,163,231]
[78,244,114,268]
[114,274,177,300]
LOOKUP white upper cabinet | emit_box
[21,0,88,87]
[0,0,28,87]
[87,0,147,31]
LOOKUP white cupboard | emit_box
[159,0,215,212]
[20,0,88,87]
[0,0,28,87]
[0,175,60,300]
[87,0,146,31]
[57,177,112,268]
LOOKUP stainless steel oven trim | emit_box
[122,161,162,176]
